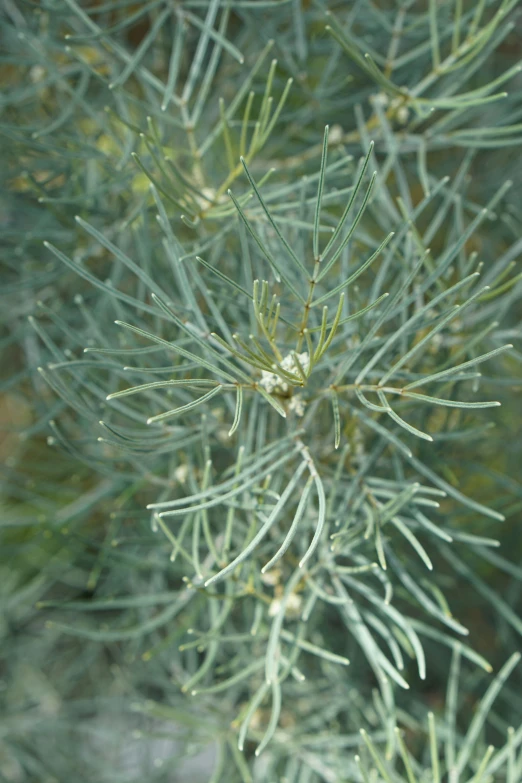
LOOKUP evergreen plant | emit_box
[1,1,522,781]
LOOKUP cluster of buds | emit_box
[259,352,310,393]
[371,91,410,124]
[259,352,310,417]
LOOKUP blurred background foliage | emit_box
[1,0,522,781]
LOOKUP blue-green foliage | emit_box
[1,1,522,781]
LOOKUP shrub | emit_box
[1,1,522,781]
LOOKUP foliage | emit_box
[1,1,522,781]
